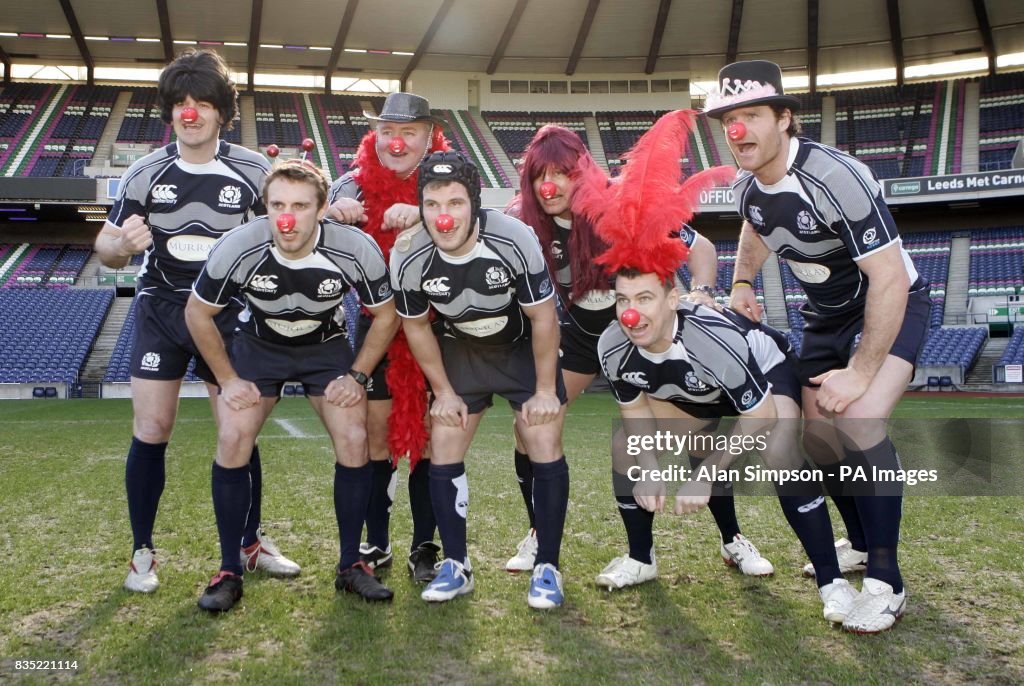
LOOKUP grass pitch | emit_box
[0,394,1022,684]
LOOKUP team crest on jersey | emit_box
[140,352,161,371]
[152,184,177,203]
[423,277,451,296]
[684,371,708,391]
[485,265,510,289]
[748,205,764,226]
[249,274,278,294]
[317,278,343,298]
[550,240,564,259]
[218,185,243,208]
[621,371,649,388]
[796,210,816,234]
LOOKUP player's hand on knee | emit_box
[327,197,367,225]
[522,391,561,426]
[431,392,468,429]
[118,214,153,256]
[809,367,870,415]
[728,287,762,323]
[633,480,666,513]
[327,374,365,407]
[673,479,711,515]
[222,377,260,411]
[382,203,420,231]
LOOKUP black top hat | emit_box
[703,60,801,120]
[364,92,447,126]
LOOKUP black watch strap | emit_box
[348,369,369,387]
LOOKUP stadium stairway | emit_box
[582,115,610,173]
[960,82,981,173]
[761,257,788,330]
[963,336,1009,386]
[944,235,971,324]
[707,118,732,168]
[90,90,133,169]
[239,94,258,152]
[80,296,133,397]
[74,251,107,287]
[466,108,519,189]
[2,84,69,176]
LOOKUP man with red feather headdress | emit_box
[327,92,448,582]
[590,109,859,628]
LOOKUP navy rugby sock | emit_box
[125,437,167,552]
[850,438,904,593]
[691,455,741,543]
[334,463,372,569]
[514,449,537,529]
[429,462,469,567]
[775,482,841,587]
[365,459,396,550]
[531,457,569,568]
[612,471,654,565]
[211,462,250,576]
[408,458,437,549]
[241,445,262,548]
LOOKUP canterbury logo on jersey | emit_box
[249,274,278,293]
[621,371,649,388]
[422,277,451,296]
[152,185,178,203]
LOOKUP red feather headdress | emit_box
[574,109,736,279]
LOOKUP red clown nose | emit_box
[180,107,198,123]
[727,122,747,141]
[388,137,407,155]
[276,213,296,234]
[620,308,641,328]
[539,181,558,200]
[301,138,315,152]
[266,144,280,158]
[435,214,455,233]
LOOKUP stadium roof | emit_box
[1,0,1023,90]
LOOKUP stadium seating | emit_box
[0,289,113,383]
[967,226,1024,297]
[483,110,589,168]
[435,109,512,188]
[1,244,92,288]
[916,326,987,369]
[0,83,61,174]
[998,327,1024,365]
[978,71,1024,172]
[903,231,951,328]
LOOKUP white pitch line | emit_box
[274,418,310,438]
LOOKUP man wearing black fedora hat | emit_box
[325,92,451,585]
[706,60,930,633]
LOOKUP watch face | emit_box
[351,370,368,386]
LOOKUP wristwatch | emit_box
[691,284,717,298]
[348,369,369,387]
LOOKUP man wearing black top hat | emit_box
[325,93,451,583]
[705,60,929,633]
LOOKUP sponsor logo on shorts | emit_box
[422,276,451,296]
[152,185,177,203]
[317,278,343,298]
[218,185,242,208]
[140,352,161,371]
[249,274,278,294]
[166,235,217,262]
[621,371,648,388]
[485,265,510,289]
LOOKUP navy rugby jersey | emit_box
[108,141,270,305]
[193,218,392,346]
[390,209,554,346]
[551,218,701,337]
[598,302,788,412]
[733,138,924,319]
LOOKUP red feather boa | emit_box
[353,128,450,465]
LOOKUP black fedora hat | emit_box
[364,92,447,126]
[703,60,801,120]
